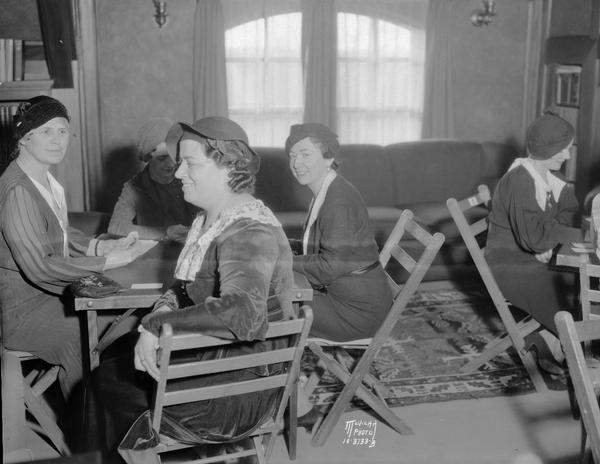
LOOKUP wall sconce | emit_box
[470,0,496,27]
[153,0,168,28]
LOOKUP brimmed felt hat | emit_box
[526,110,575,160]
[136,118,174,160]
[13,96,70,141]
[166,117,260,174]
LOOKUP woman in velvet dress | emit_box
[0,96,138,401]
[485,111,581,343]
[285,123,392,342]
[87,117,294,460]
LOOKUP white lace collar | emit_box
[175,199,281,281]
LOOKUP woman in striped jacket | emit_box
[0,96,136,400]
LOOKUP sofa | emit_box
[254,139,516,282]
[70,139,516,284]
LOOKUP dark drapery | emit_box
[37,0,76,88]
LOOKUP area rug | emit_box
[306,286,564,409]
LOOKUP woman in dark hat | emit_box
[0,96,138,401]
[84,117,294,461]
[108,118,197,242]
[285,123,393,342]
[485,110,582,372]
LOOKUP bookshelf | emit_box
[543,33,600,201]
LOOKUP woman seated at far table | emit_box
[84,117,294,461]
[285,123,393,342]
[108,118,198,242]
[485,110,582,372]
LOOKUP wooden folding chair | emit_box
[2,348,71,462]
[307,208,444,447]
[556,311,600,464]
[446,184,547,392]
[149,305,313,464]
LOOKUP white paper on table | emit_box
[104,239,159,269]
[131,283,164,290]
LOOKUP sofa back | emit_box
[254,139,515,212]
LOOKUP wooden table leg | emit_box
[87,311,99,371]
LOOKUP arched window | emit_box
[337,13,425,144]
[225,13,303,147]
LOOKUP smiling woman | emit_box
[84,118,295,461]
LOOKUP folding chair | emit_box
[446,184,547,392]
[555,311,600,464]
[2,348,71,461]
[308,208,445,447]
[149,305,313,464]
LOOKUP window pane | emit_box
[266,12,301,58]
[226,13,302,146]
[226,20,265,58]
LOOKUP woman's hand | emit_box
[97,231,139,256]
[534,249,553,263]
[165,224,189,244]
[134,330,161,381]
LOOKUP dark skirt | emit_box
[487,252,577,334]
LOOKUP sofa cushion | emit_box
[479,142,515,193]
[337,145,396,207]
[387,140,483,205]
[254,147,312,212]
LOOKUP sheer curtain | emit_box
[193,0,229,119]
[421,0,455,139]
[223,0,302,147]
[336,0,428,144]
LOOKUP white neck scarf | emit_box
[175,199,281,281]
[508,158,566,211]
[302,170,337,255]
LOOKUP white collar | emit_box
[508,158,566,211]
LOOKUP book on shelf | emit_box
[0,38,47,82]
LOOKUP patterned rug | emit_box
[306,286,565,409]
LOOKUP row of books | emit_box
[0,39,24,82]
[0,39,50,82]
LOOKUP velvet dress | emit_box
[294,175,393,341]
[86,200,294,458]
[485,164,582,333]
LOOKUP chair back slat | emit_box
[556,311,600,464]
[163,375,288,406]
[470,217,488,237]
[167,347,297,379]
[390,245,416,274]
[170,318,306,351]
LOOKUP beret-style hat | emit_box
[285,123,340,158]
[136,118,174,160]
[526,110,575,160]
[13,96,70,141]
[166,117,260,174]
